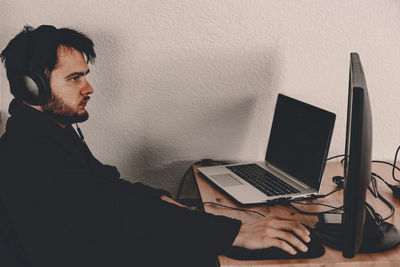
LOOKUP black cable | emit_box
[371,172,392,188]
[392,145,400,182]
[369,173,395,221]
[288,202,343,216]
[202,202,266,217]
[326,154,347,165]
[287,187,344,215]
[371,169,400,203]
[365,202,382,224]
[311,188,343,199]
[375,192,394,222]
[290,200,342,210]
[75,123,86,144]
[326,154,345,161]
[371,160,400,182]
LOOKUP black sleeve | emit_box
[124,180,173,198]
[87,155,173,199]
[98,163,172,198]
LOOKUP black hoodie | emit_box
[0,99,241,267]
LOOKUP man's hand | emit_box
[232,215,311,255]
[160,195,189,209]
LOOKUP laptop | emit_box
[198,94,336,205]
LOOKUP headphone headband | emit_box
[26,25,57,74]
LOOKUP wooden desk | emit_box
[194,162,400,266]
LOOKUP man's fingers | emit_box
[266,228,308,253]
[268,218,311,243]
[233,216,312,253]
[268,239,297,255]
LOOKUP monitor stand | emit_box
[315,208,400,255]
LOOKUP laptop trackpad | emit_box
[211,174,243,187]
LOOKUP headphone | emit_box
[13,25,57,106]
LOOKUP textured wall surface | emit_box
[1,1,400,194]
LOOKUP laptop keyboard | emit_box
[227,164,300,196]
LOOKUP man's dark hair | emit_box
[0,25,96,97]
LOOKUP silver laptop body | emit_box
[198,94,336,205]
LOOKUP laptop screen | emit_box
[265,94,336,190]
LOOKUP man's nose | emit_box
[82,79,94,95]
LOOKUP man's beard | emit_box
[42,94,90,125]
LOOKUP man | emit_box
[0,25,310,267]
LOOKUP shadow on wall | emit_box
[193,96,260,156]
[124,137,198,197]
[124,96,259,196]
[129,159,201,199]
[111,45,281,194]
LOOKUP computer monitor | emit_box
[342,52,373,257]
[317,52,400,258]
[342,52,400,258]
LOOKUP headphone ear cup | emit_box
[21,72,50,105]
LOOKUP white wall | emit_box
[1,1,400,194]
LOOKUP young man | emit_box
[0,25,310,266]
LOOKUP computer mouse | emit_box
[223,224,325,260]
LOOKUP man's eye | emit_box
[71,76,80,81]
